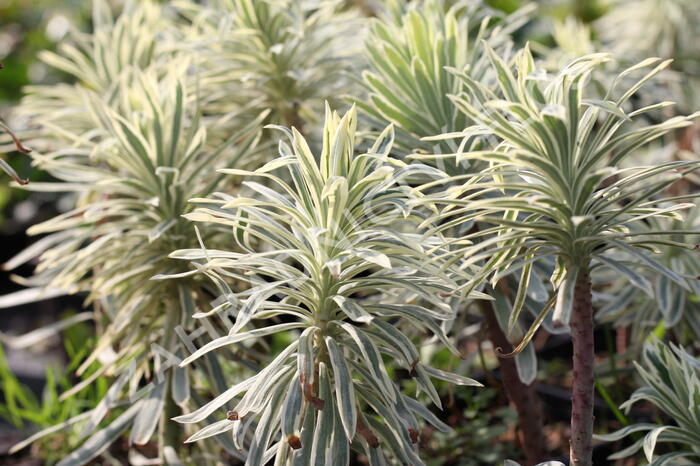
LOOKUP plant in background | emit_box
[416,46,699,465]
[1,4,270,459]
[359,0,529,157]
[167,105,483,465]
[360,2,550,462]
[597,0,700,114]
[596,340,700,465]
[597,205,700,344]
[176,0,364,135]
[597,0,700,70]
[533,17,596,72]
[4,69,267,464]
[15,0,172,149]
[0,315,108,464]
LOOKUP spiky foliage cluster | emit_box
[415,49,699,338]
[168,106,482,465]
[176,0,363,134]
[597,340,700,465]
[17,0,171,145]
[598,206,700,341]
[410,44,699,466]
[598,0,700,69]
[534,17,596,72]
[360,0,528,156]
[2,0,700,465]
[598,0,700,112]
[360,6,553,462]
[358,0,546,351]
[2,2,267,464]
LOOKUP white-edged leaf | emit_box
[0,287,68,309]
[0,312,93,349]
[281,375,303,438]
[422,365,483,387]
[552,269,578,327]
[611,241,690,292]
[338,322,394,399]
[229,280,291,335]
[324,336,357,441]
[130,381,166,445]
[333,296,373,323]
[172,377,257,424]
[55,404,140,466]
[596,255,653,297]
[185,419,236,443]
[180,322,303,366]
[643,426,670,462]
[349,248,392,269]
[515,341,537,385]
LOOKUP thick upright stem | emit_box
[570,269,594,466]
[481,302,548,465]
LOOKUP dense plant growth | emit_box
[597,340,700,465]
[0,0,698,465]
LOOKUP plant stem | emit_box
[594,381,628,427]
[481,301,548,465]
[570,268,594,466]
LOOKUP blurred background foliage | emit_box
[0,0,92,228]
[0,4,624,227]
[0,0,608,224]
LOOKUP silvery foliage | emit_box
[596,340,700,465]
[174,0,364,134]
[2,1,268,464]
[534,17,596,72]
[597,0,700,113]
[411,46,700,349]
[504,461,565,466]
[578,0,700,342]
[597,0,700,69]
[597,205,700,341]
[359,0,530,156]
[167,105,483,465]
[359,0,544,383]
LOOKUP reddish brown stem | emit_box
[570,269,594,466]
[482,301,548,465]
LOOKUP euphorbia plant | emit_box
[167,105,484,465]
[598,206,700,343]
[360,2,549,462]
[175,0,363,134]
[4,67,267,464]
[417,47,700,465]
[597,339,700,464]
[1,2,270,459]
